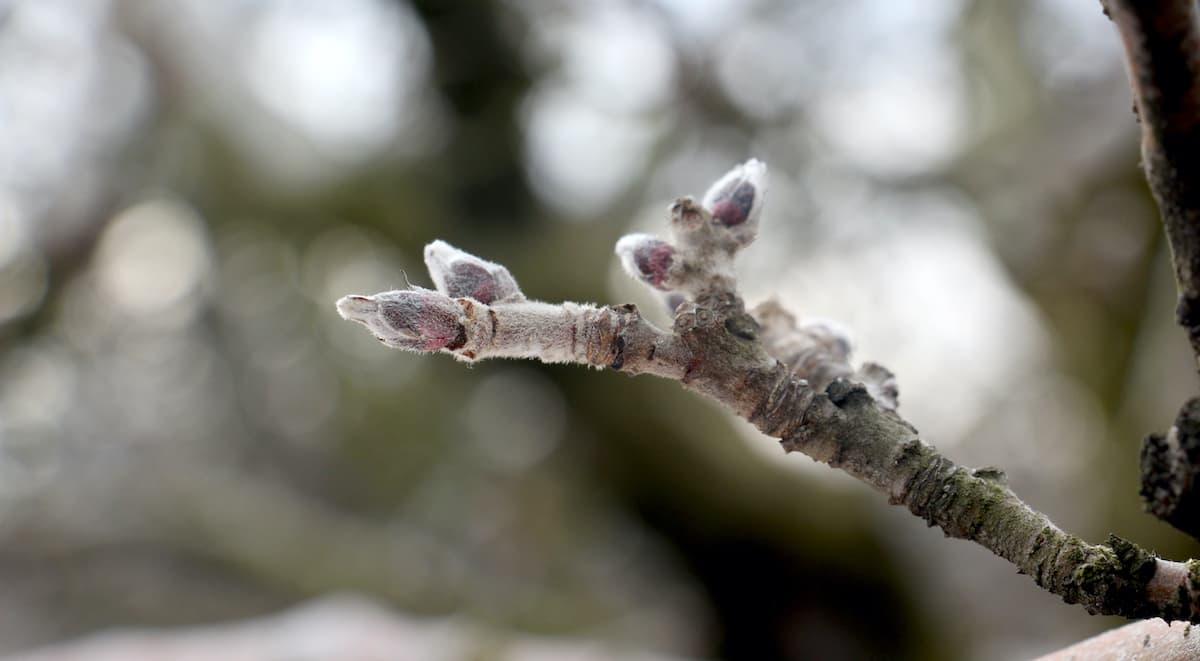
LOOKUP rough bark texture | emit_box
[1104,0,1200,543]
[619,293,1200,623]
[1105,0,1200,362]
[1142,398,1200,540]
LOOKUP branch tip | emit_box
[331,156,1200,623]
[336,295,377,322]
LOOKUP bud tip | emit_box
[616,233,677,290]
[703,158,768,229]
[336,295,378,322]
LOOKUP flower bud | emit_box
[615,233,679,291]
[669,196,705,232]
[336,288,466,352]
[798,318,853,363]
[702,159,767,245]
[423,240,523,304]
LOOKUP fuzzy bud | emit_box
[669,196,706,233]
[753,301,854,389]
[424,240,523,304]
[336,288,466,352]
[774,319,854,389]
[666,196,713,251]
[701,159,767,246]
[615,233,680,291]
[797,318,853,363]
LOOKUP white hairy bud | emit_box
[701,158,767,247]
[615,233,681,291]
[336,288,467,352]
[423,240,524,304]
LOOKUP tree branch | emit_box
[1142,397,1200,539]
[1105,0,1200,361]
[1104,0,1200,542]
[337,160,1200,623]
[1037,617,1200,660]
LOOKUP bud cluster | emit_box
[616,158,768,301]
[336,239,533,356]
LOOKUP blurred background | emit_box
[0,0,1196,659]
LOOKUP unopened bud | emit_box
[702,159,767,245]
[424,240,523,304]
[336,288,466,352]
[753,301,855,388]
[798,318,853,363]
[616,233,679,291]
[669,196,705,232]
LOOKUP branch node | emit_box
[971,466,1008,485]
[826,378,872,410]
[1177,293,1200,330]
[1140,397,1200,541]
[610,335,627,371]
[724,314,759,341]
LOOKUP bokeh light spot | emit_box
[94,198,212,321]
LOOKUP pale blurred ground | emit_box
[0,0,1196,659]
